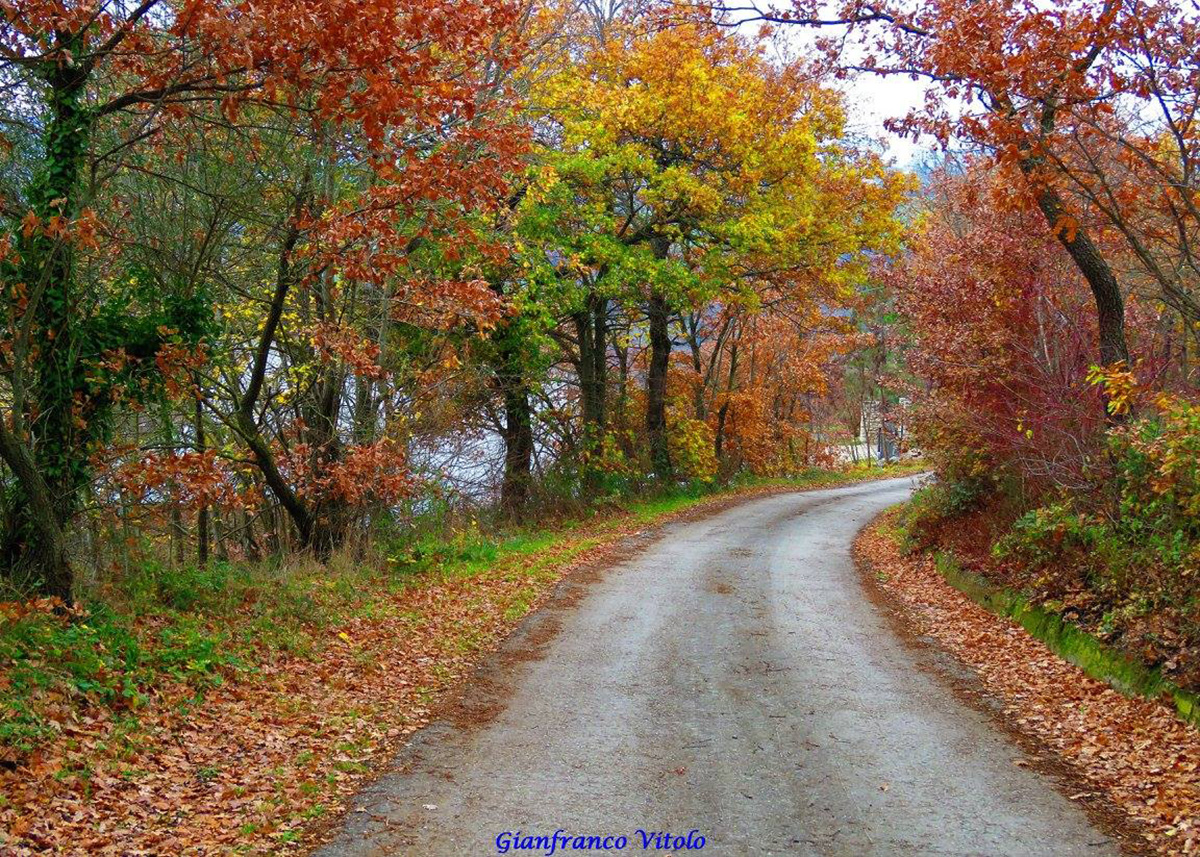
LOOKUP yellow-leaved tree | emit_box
[522,22,909,478]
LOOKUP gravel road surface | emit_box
[317,476,1121,856]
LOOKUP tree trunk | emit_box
[0,57,92,598]
[646,289,673,480]
[353,375,375,442]
[1033,185,1130,368]
[0,421,74,601]
[194,385,209,566]
[575,292,608,444]
[500,377,535,518]
[714,401,729,462]
[0,54,93,598]
[684,313,708,421]
[232,195,322,551]
[714,337,738,465]
[573,292,609,494]
[616,342,629,424]
[487,276,536,517]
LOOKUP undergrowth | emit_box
[0,461,923,754]
[899,439,1200,710]
[928,549,1200,726]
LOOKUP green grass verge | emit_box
[929,548,1200,727]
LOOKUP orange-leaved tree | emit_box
[0,0,523,596]
[694,0,1199,394]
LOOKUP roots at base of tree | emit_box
[1,526,73,602]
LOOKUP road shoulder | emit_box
[856,512,1199,856]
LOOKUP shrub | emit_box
[985,397,1200,648]
[1109,395,1200,556]
[667,416,718,483]
[992,501,1128,595]
[900,477,988,550]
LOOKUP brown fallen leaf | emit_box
[857,519,1200,857]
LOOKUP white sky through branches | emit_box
[752,16,933,168]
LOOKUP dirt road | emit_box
[318,477,1121,856]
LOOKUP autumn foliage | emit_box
[895,167,1112,489]
[2,0,1199,849]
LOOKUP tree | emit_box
[694,0,1198,383]
[527,22,906,479]
[896,165,1124,489]
[0,0,522,596]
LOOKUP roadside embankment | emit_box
[857,513,1200,855]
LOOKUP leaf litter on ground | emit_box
[856,516,1200,856]
[0,468,920,855]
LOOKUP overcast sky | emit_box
[841,73,932,168]
[759,22,936,169]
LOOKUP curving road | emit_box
[318,476,1121,856]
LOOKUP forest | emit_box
[1,0,1199,852]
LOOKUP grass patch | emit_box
[930,549,1200,726]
